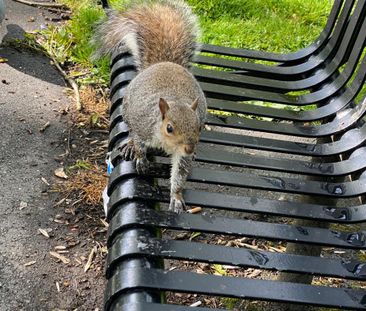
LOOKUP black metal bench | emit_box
[104,0,366,310]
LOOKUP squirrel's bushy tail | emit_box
[93,0,200,70]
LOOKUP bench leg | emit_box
[275,220,329,311]
[276,135,338,311]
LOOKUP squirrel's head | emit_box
[159,97,201,157]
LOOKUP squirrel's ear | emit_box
[159,98,170,119]
[191,98,199,111]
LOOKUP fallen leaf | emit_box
[64,208,76,215]
[56,281,60,292]
[19,201,28,210]
[49,251,70,264]
[54,168,68,179]
[38,228,50,238]
[0,57,8,63]
[247,269,262,278]
[100,218,109,228]
[268,245,285,253]
[54,245,67,250]
[74,258,82,265]
[334,250,346,254]
[24,260,36,267]
[41,177,50,186]
[53,219,68,224]
[212,264,227,276]
[39,121,50,133]
[222,265,238,270]
[53,198,66,207]
[189,232,201,241]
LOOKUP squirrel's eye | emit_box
[167,124,174,134]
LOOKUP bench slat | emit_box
[106,236,366,281]
[107,203,366,250]
[105,267,366,310]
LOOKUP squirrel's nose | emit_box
[184,144,195,155]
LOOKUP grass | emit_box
[188,0,331,52]
[31,0,332,88]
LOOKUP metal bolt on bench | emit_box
[105,0,366,310]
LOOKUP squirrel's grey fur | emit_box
[94,0,207,213]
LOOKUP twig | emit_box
[89,129,109,134]
[46,7,70,14]
[12,0,67,8]
[190,301,202,307]
[50,57,81,110]
[49,251,70,264]
[84,246,97,272]
[66,127,72,154]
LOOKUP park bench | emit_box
[104,0,366,309]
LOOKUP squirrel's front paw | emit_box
[118,140,136,161]
[136,157,149,174]
[169,193,186,214]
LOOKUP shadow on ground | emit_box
[0,24,65,86]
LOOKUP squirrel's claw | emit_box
[169,194,186,214]
[136,157,149,174]
[119,141,136,161]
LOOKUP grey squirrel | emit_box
[94,0,207,213]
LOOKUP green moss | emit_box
[221,297,240,309]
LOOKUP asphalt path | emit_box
[0,2,80,310]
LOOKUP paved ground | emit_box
[0,1,104,310]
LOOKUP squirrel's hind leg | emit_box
[169,154,193,213]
